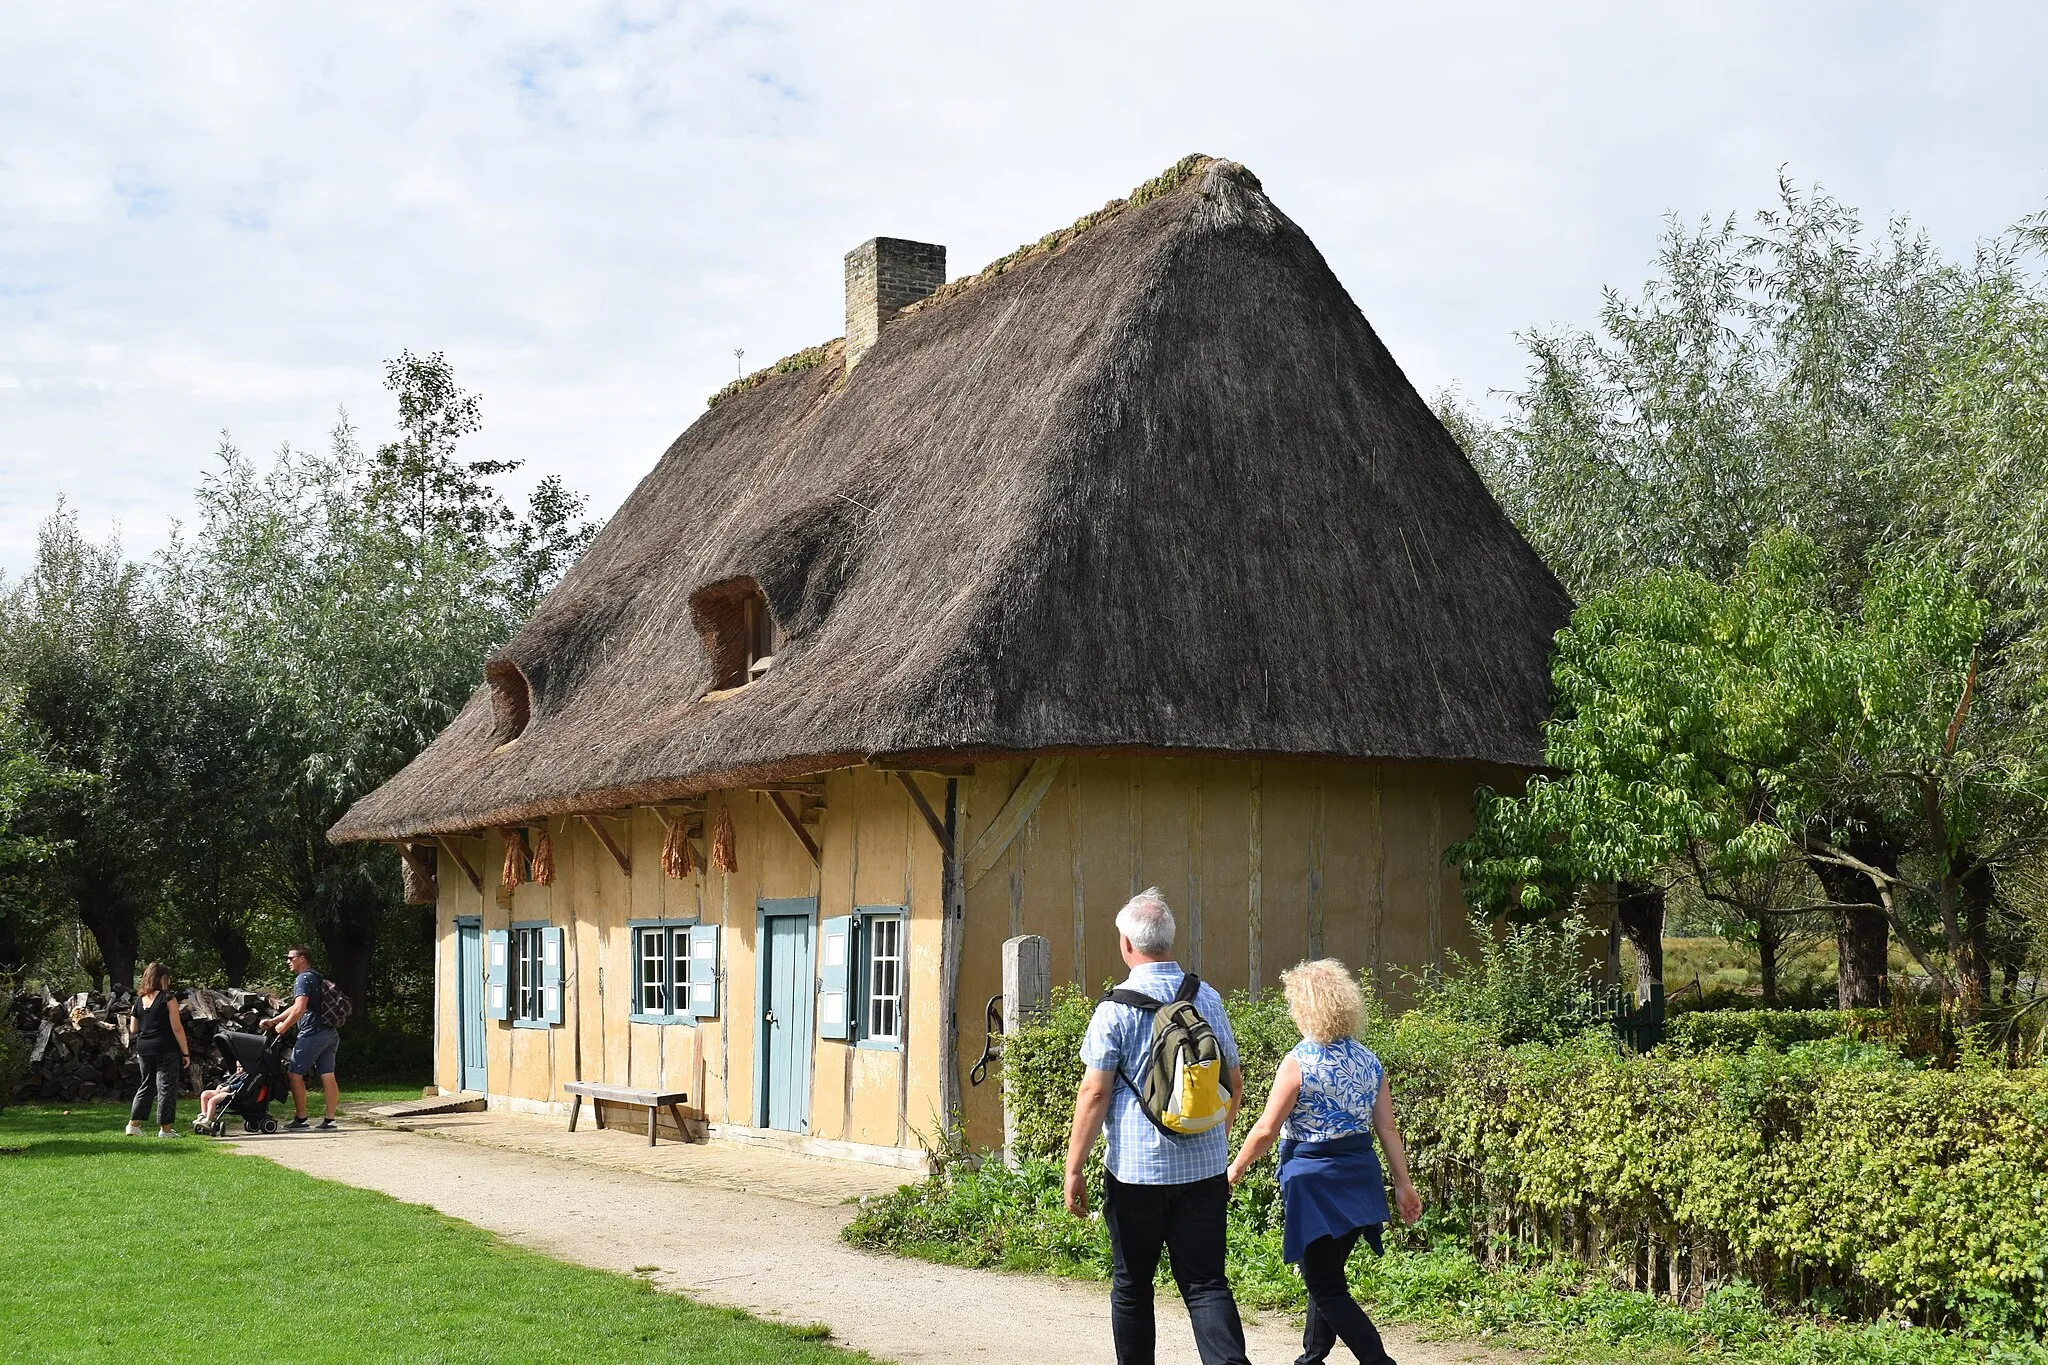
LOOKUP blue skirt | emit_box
[1278,1130,1389,1264]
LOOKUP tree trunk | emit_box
[1809,835,1894,1009]
[313,916,377,1030]
[76,895,140,994]
[1958,856,1994,1013]
[1757,915,1781,1007]
[1617,881,1664,1006]
[0,911,36,981]
[210,920,252,988]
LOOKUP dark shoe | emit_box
[316,1119,338,1131]
[285,1116,310,1131]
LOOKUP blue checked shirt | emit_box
[1080,962,1241,1185]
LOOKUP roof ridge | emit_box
[706,153,1237,409]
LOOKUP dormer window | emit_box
[691,577,786,696]
[486,660,532,745]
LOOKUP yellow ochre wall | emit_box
[431,769,949,1156]
[947,755,1516,1151]
[431,755,1517,1159]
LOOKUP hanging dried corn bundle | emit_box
[529,826,555,885]
[399,843,438,905]
[660,814,696,879]
[500,828,528,895]
[712,802,738,874]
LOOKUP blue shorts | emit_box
[291,1028,339,1079]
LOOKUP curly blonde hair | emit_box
[1281,958,1363,1044]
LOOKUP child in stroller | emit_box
[194,1030,291,1136]
[195,1062,247,1131]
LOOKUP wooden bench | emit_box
[563,1081,694,1147]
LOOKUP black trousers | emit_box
[1296,1225,1391,1365]
[130,1052,182,1128]
[1101,1172,1250,1365]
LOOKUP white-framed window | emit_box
[630,923,695,1021]
[858,912,904,1045]
[513,925,545,1022]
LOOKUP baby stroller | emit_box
[195,1030,291,1135]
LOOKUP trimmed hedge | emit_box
[1663,1007,1943,1059]
[998,989,2048,1337]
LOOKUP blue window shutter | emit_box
[819,915,852,1040]
[542,927,565,1026]
[486,929,511,1021]
[689,925,720,1019]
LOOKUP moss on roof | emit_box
[706,154,1225,409]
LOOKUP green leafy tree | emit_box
[1449,186,2048,1005]
[0,512,220,990]
[173,353,598,1017]
[1450,180,1961,602]
[1456,533,2048,1016]
[0,692,88,978]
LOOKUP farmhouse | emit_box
[331,155,1570,1165]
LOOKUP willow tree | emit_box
[171,353,596,1017]
[1450,186,2048,1003]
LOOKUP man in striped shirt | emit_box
[1064,888,1250,1365]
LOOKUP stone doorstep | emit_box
[338,1103,912,1209]
[362,1092,488,1120]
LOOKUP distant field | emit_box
[1634,936,1926,1005]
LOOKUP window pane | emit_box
[640,930,666,1013]
[866,916,902,1042]
[516,928,542,1021]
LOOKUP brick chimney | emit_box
[844,237,945,369]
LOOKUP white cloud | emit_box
[2,0,2045,571]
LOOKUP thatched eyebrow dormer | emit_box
[330,154,1570,844]
[692,577,783,697]
[485,660,531,747]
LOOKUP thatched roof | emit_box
[332,155,1570,843]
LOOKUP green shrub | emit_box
[1664,1006,1946,1061]
[1418,914,1605,1045]
[926,985,2048,1338]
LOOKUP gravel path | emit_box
[228,1124,1524,1365]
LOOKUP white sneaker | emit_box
[156,1128,179,1138]
[124,1122,142,1136]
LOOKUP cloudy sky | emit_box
[3,2,2044,573]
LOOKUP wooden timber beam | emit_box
[579,814,632,876]
[962,756,1064,890]
[895,771,948,851]
[435,836,482,893]
[767,791,821,866]
[873,758,976,777]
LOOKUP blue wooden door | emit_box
[757,907,814,1132]
[457,920,486,1093]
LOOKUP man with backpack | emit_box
[1064,888,1250,1365]
[260,945,343,1132]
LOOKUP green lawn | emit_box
[0,1104,875,1364]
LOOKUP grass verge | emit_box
[1,1103,873,1364]
[843,1156,2048,1365]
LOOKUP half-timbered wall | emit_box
[430,755,1519,1160]
[430,769,948,1162]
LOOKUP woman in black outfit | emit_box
[126,962,191,1137]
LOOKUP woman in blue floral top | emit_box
[1229,959,1421,1365]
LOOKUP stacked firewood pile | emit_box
[6,985,282,1102]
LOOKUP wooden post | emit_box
[1247,763,1263,994]
[1001,934,1051,1164]
[938,779,965,1139]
